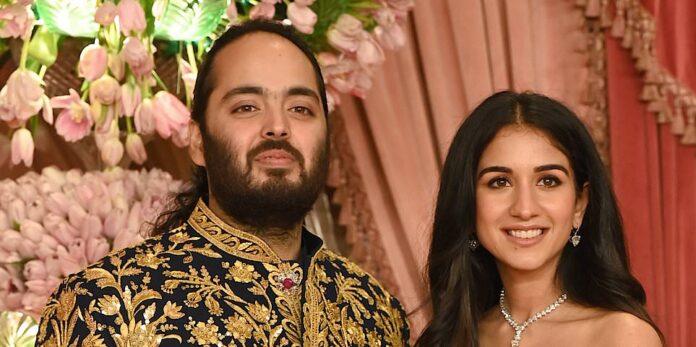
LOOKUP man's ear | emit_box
[188,121,206,167]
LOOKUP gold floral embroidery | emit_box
[36,201,409,347]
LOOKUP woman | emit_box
[416,91,663,346]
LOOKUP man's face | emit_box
[189,32,328,229]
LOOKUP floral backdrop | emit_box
[0,0,414,335]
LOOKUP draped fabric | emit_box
[605,1,696,345]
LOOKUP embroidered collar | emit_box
[187,199,323,263]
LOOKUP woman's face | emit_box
[475,125,588,275]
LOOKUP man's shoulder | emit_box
[315,249,402,303]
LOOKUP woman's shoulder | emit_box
[589,310,662,346]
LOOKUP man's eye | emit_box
[538,176,561,187]
[232,105,258,113]
[488,177,510,188]
[290,106,313,116]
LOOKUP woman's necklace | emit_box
[499,289,567,347]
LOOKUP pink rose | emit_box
[0,3,34,39]
[95,1,118,26]
[117,0,146,36]
[78,44,108,81]
[51,89,94,142]
[287,3,317,34]
[121,37,154,78]
[152,91,190,139]
[90,75,121,105]
[10,128,34,167]
[125,133,147,164]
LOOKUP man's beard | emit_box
[202,132,328,231]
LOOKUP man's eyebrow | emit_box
[534,164,569,175]
[287,86,321,103]
[478,166,511,179]
[220,85,264,102]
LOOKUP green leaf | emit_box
[27,25,60,66]
[154,0,227,41]
[35,0,99,38]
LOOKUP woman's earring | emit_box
[570,227,581,247]
[469,238,479,251]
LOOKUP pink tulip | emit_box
[108,53,125,81]
[27,199,47,222]
[126,133,147,164]
[0,210,8,230]
[67,204,87,229]
[41,94,53,124]
[152,91,190,139]
[101,138,124,166]
[86,237,110,263]
[179,60,197,101]
[121,83,141,117]
[78,44,108,81]
[45,192,70,217]
[327,14,364,53]
[20,219,45,243]
[357,36,384,67]
[113,228,144,250]
[94,118,119,150]
[374,8,405,49]
[249,2,276,20]
[117,0,146,36]
[104,207,128,239]
[52,89,94,142]
[10,128,34,167]
[326,86,341,112]
[56,244,84,276]
[95,1,118,26]
[171,125,190,148]
[80,214,103,240]
[133,98,155,135]
[0,3,34,39]
[3,69,45,123]
[35,234,59,260]
[74,185,94,210]
[385,0,414,17]
[121,37,154,78]
[322,57,359,94]
[23,260,48,281]
[90,75,121,105]
[287,3,317,34]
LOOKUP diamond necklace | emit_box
[499,289,567,347]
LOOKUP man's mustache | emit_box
[246,140,305,167]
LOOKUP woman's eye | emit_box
[232,105,258,113]
[538,176,561,187]
[488,177,510,188]
[290,106,313,116]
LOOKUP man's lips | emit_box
[254,149,296,166]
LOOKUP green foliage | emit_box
[35,0,99,38]
[0,311,38,347]
[154,0,227,41]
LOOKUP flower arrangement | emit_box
[0,0,414,168]
[0,166,182,318]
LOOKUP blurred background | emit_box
[0,0,694,345]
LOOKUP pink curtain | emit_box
[606,0,696,345]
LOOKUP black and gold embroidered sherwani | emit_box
[36,200,409,346]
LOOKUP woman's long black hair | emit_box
[415,91,663,346]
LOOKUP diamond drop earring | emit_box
[469,238,479,251]
[569,227,581,247]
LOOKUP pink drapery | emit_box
[606,0,696,345]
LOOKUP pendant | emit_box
[571,234,581,247]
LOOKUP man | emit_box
[36,21,410,346]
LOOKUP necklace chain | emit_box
[499,289,567,347]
